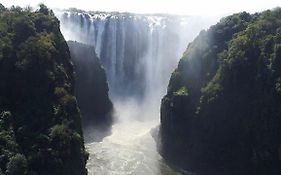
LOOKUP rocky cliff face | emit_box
[0,5,87,175]
[160,9,281,175]
[67,41,113,127]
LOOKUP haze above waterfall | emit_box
[1,0,280,16]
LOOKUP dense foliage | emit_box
[67,41,113,127]
[0,4,87,175]
[161,8,281,175]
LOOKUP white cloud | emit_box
[0,0,280,16]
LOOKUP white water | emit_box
[86,120,175,175]
[56,10,219,175]
[85,100,181,175]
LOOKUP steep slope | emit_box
[160,8,281,175]
[67,41,113,127]
[0,4,87,175]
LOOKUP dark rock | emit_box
[67,41,113,128]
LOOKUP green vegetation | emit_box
[161,8,281,175]
[174,86,188,96]
[0,4,87,175]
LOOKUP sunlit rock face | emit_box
[57,10,215,104]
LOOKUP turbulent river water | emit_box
[85,101,181,175]
[86,120,180,175]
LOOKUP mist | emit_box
[2,0,280,16]
[56,10,218,133]
[56,10,219,107]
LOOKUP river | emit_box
[85,100,182,175]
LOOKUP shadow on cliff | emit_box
[82,109,114,143]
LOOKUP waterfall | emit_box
[57,11,215,108]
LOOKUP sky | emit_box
[1,0,280,16]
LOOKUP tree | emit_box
[6,154,27,175]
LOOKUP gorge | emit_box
[1,2,281,175]
[56,9,218,175]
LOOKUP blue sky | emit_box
[1,0,280,16]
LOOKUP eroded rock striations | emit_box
[160,9,281,175]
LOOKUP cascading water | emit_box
[56,10,218,174]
